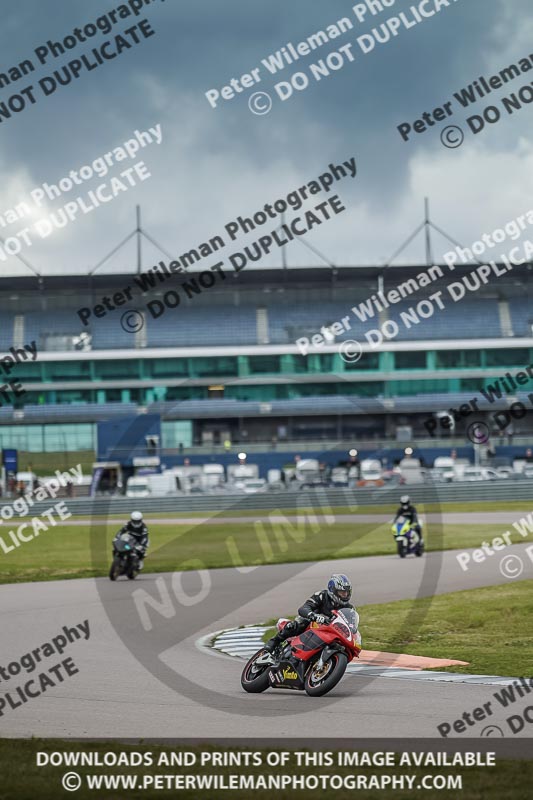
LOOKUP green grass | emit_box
[360,580,533,677]
[100,500,533,519]
[263,581,533,678]
[1,512,531,584]
[0,739,530,800]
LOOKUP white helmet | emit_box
[130,511,143,529]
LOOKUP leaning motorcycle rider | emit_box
[114,511,149,569]
[394,495,423,543]
[264,574,355,654]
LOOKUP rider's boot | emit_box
[264,634,282,653]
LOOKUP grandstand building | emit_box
[1,261,533,452]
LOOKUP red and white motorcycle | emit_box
[241,608,362,697]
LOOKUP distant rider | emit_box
[114,511,149,569]
[264,574,355,654]
[394,495,423,544]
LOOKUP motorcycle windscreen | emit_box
[332,608,359,639]
[394,516,411,534]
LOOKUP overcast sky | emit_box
[0,0,532,276]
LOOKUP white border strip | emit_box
[204,625,515,686]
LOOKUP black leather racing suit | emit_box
[266,590,355,650]
[115,522,149,557]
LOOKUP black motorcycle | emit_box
[109,532,142,581]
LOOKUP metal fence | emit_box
[20,479,533,517]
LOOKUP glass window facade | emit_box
[1,347,531,409]
[394,351,427,370]
[0,424,94,452]
[435,350,482,368]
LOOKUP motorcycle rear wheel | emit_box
[241,650,272,693]
[304,652,348,697]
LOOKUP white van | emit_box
[227,464,259,483]
[360,459,383,481]
[295,459,321,483]
[126,472,178,497]
[201,464,225,490]
[147,473,179,495]
[126,476,150,498]
[237,479,267,494]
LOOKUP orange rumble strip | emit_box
[357,650,469,670]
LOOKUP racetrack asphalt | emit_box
[1,542,532,740]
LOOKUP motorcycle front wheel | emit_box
[241,649,272,693]
[127,558,139,580]
[109,557,122,581]
[304,652,348,697]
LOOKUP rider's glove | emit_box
[312,614,329,624]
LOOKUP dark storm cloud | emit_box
[0,0,530,273]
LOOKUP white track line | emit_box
[206,626,516,686]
